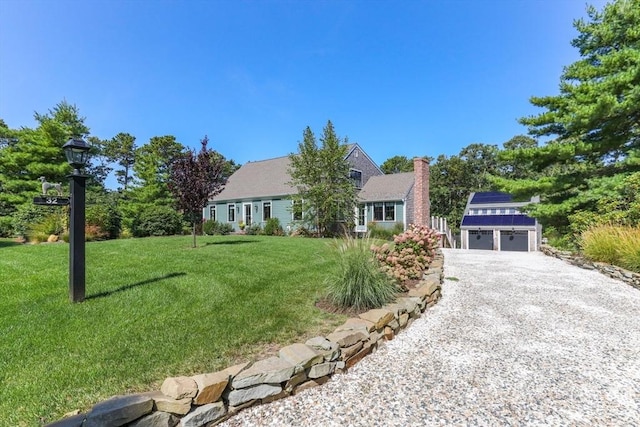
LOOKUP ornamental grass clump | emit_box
[326,236,399,310]
[371,224,440,289]
[581,224,640,273]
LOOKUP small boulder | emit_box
[161,376,198,400]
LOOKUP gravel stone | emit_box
[218,249,640,426]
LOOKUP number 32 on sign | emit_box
[33,196,70,206]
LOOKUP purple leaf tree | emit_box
[168,136,225,247]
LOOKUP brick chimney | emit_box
[413,157,430,227]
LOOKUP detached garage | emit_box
[460,192,541,252]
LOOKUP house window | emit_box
[209,206,216,222]
[384,203,395,221]
[349,169,362,188]
[373,202,396,221]
[228,203,236,222]
[357,205,365,226]
[373,203,384,221]
[263,201,271,221]
[292,199,303,221]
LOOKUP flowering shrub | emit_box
[371,224,440,288]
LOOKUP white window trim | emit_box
[209,205,216,222]
[292,199,304,221]
[372,202,397,222]
[349,168,363,188]
[373,202,384,221]
[243,202,253,225]
[227,203,236,222]
[263,201,272,222]
[384,202,396,222]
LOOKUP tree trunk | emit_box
[192,221,197,248]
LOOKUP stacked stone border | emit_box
[47,252,445,427]
[541,244,640,291]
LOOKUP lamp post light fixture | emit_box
[63,137,91,303]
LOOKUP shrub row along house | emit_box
[203,144,430,233]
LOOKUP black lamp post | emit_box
[63,137,90,303]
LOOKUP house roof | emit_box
[211,142,379,202]
[358,172,414,202]
[211,156,296,201]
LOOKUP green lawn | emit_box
[0,235,346,426]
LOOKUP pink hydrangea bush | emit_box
[371,224,440,289]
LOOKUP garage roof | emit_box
[461,214,536,227]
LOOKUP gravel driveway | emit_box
[220,249,640,426]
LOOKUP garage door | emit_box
[500,230,528,251]
[468,230,493,250]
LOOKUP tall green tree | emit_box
[380,155,413,174]
[288,121,357,236]
[495,0,640,233]
[130,135,184,205]
[430,143,502,231]
[85,136,112,189]
[105,132,137,191]
[498,135,539,180]
[0,101,90,216]
[288,126,321,231]
[319,121,358,233]
[168,136,225,247]
[211,152,241,182]
[429,154,473,231]
[459,143,500,190]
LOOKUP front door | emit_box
[355,204,367,233]
[244,203,252,226]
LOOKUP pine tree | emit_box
[288,121,356,236]
[104,132,137,191]
[130,135,184,206]
[495,0,640,232]
[0,101,90,217]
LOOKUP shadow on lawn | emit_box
[86,272,186,300]
[0,240,23,248]
[204,239,260,246]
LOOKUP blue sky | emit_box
[0,0,606,183]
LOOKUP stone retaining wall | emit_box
[47,252,445,427]
[540,245,640,291]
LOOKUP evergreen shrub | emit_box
[203,220,233,235]
[245,224,262,235]
[27,212,65,242]
[12,205,49,238]
[131,206,183,237]
[368,221,404,240]
[86,204,121,240]
[264,218,284,236]
[0,216,14,237]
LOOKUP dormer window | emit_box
[349,169,362,188]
